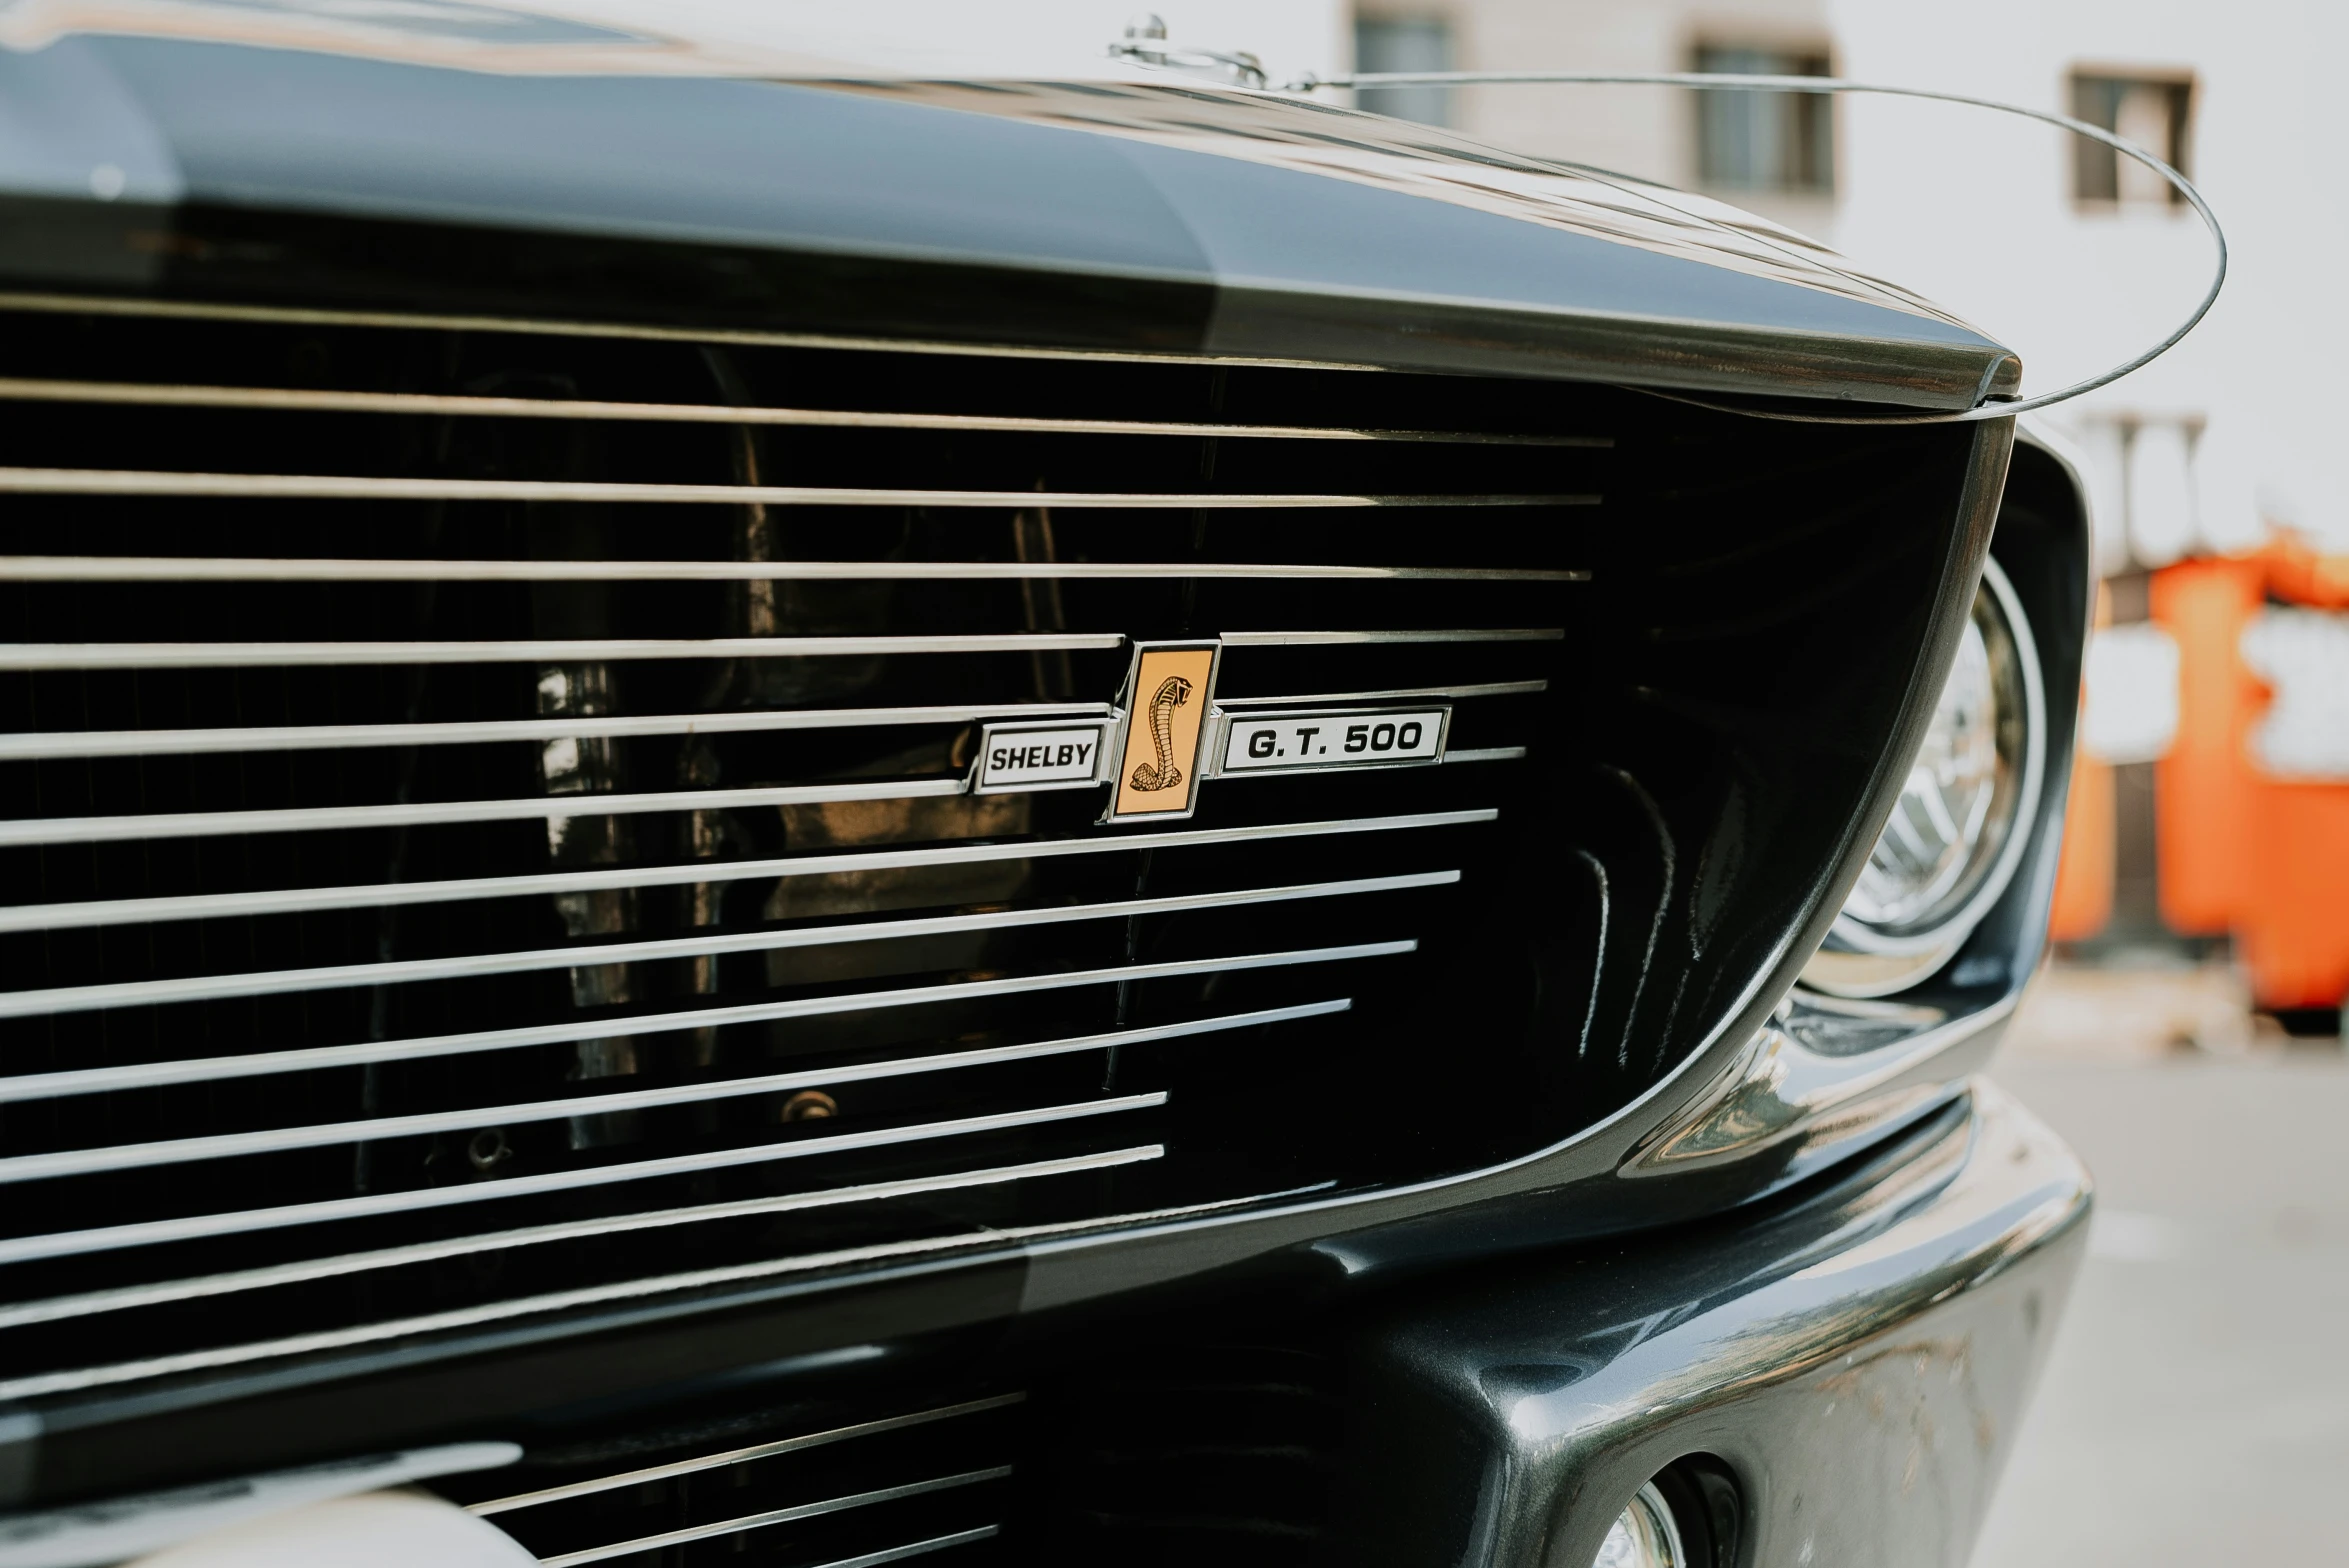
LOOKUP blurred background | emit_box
[557,2,2349,1558]
[793,1,2349,1560]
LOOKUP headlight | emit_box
[1592,1483,1685,1568]
[1804,557,2045,997]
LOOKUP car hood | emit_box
[0,4,2020,408]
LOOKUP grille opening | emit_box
[1017,1342,1344,1568]
[0,297,1979,1408]
[437,1388,1028,1568]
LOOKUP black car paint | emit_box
[0,22,2089,1565]
[1327,1081,2088,1568]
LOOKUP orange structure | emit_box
[2047,582,2114,943]
[2149,557,2262,936]
[2047,747,2114,942]
[2055,538,2349,1014]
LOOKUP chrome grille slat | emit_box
[0,1092,1183,1266]
[468,1393,1026,1514]
[0,376,1609,446]
[0,556,1589,583]
[0,987,1353,1112]
[1220,627,1565,647]
[462,1394,1020,1568]
[667,1526,998,1568]
[0,871,1452,1020]
[0,631,1122,671]
[0,1185,1314,1402]
[0,1157,1160,1330]
[1211,678,1549,706]
[0,779,972,848]
[1,628,1559,670]
[0,957,1390,1201]
[0,467,1596,506]
[0,1076,1175,1183]
[0,700,1120,762]
[787,1529,1001,1568]
[534,1471,1011,1568]
[0,809,1494,932]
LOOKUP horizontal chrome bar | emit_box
[0,700,1114,763]
[0,778,972,850]
[0,872,1448,1021]
[0,631,1120,672]
[0,978,1354,1181]
[0,625,1572,670]
[0,467,1597,508]
[0,555,1588,583]
[0,1090,1178,1265]
[0,376,1611,448]
[738,1527,999,1568]
[0,807,1492,933]
[0,950,1352,1109]
[1211,678,1550,708]
[1207,747,1528,785]
[0,1162,1144,1332]
[0,951,1382,1176]
[471,1394,1027,1516]
[0,1073,1157,1183]
[1220,627,1566,646]
[539,1469,1011,1568]
[0,1182,1297,1401]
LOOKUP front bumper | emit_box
[31,1079,2085,1568]
[1322,1077,2089,1568]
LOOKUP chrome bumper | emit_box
[1328,1078,2090,1568]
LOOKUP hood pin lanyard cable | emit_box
[1282,70,2227,426]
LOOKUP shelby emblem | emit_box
[1106,642,1219,822]
[966,636,1447,821]
[970,719,1115,795]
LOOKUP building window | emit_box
[1354,16,1454,127]
[1693,45,1834,194]
[2070,71,2193,207]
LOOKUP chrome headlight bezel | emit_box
[1806,556,2046,998]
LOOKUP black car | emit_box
[0,12,2092,1568]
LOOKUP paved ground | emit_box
[1968,990,2349,1566]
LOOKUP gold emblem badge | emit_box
[1107,641,1220,822]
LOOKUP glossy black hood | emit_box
[0,28,2019,407]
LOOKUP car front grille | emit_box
[0,301,1613,1404]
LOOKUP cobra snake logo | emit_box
[1127,675,1195,792]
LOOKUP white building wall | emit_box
[1339,0,2349,560]
[1356,0,1833,230]
[1825,0,2349,560]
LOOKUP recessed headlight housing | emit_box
[1593,1482,1686,1568]
[1805,558,2046,998]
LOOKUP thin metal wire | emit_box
[1291,71,2226,424]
